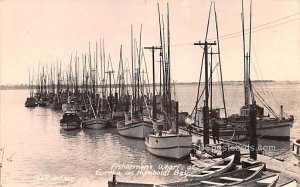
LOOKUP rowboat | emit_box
[159,163,265,186]
[292,139,300,161]
[238,174,279,187]
[186,154,235,181]
[199,163,265,186]
[278,179,297,187]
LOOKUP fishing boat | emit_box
[82,97,108,130]
[292,139,300,161]
[51,97,62,110]
[238,174,279,187]
[116,25,153,138]
[25,97,37,107]
[117,112,152,139]
[38,97,49,107]
[145,4,192,160]
[227,0,294,141]
[278,179,297,187]
[185,3,248,143]
[186,154,235,181]
[145,128,192,159]
[229,106,293,141]
[82,117,107,129]
[25,68,38,107]
[60,111,81,130]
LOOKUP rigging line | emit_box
[191,63,219,115]
[220,18,300,41]
[255,92,277,118]
[252,85,278,117]
[252,65,277,109]
[216,63,225,111]
[209,12,300,40]
[169,15,300,48]
[193,2,212,121]
[251,43,281,107]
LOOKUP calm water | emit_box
[1,82,300,186]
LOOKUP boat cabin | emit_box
[240,104,264,118]
[61,112,81,123]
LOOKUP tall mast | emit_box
[166,3,172,126]
[138,25,143,114]
[28,67,31,97]
[210,48,213,112]
[249,0,255,104]
[214,2,227,119]
[131,26,135,112]
[241,0,250,106]
[158,3,163,96]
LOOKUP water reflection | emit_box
[59,129,81,138]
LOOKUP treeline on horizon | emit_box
[1,80,293,90]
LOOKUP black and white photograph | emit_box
[0,0,299,186]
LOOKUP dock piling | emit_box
[249,104,257,160]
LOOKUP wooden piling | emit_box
[249,104,257,160]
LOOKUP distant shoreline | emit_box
[1,80,300,90]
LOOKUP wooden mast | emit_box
[214,2,228,119]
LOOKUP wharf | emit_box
[186,127,300,186]
[107,128,300,186]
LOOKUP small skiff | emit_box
[238,173,279,187]
[278,179,297,187]
[158,163,265,186]
[186,154,235,181]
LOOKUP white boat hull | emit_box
[117,121,153,139]
[145,134,192,159]
[231,119,292,140]
[60,122,81,131]
[82,118,107,129]
[256,120,291,140]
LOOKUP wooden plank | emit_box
[219,176,243,182]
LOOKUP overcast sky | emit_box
[0,0,299,85]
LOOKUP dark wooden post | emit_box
[175,102,179,134]
[249,104,257,160]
